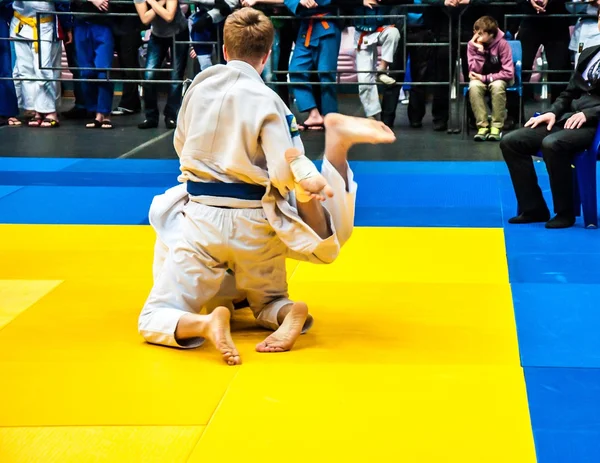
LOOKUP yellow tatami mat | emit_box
[0,426,204,463]
[0,225,535,462]
[0,280,62,329]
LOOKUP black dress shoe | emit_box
[138,119,158,129]
[165,118,176,129]
[508,210,551,224]
[433,120,448,132]
[545,214,576,229]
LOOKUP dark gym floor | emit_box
[0,95,539,161]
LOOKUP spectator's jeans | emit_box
[74,21,115,115]
[0,17,18,117]
[142,29,189,122]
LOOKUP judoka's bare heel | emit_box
[205,307,241,365]
[323,113,396,147]
[256,302,308,353]
[285,148,333,201]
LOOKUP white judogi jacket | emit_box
[174,60,340,264]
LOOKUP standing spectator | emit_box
[72,0,115,129]
[467,16,514,141]
[284,0,344,130]
[135,0,190,129]
[517,0,571,103]
[10,0,72,128]
[111,1,144,116]
[0,0,19,126]
[568,2,600,66]
[354,4,400,120]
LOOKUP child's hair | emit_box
[223,7,274,62]
[473,16,499,36]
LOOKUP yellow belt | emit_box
[14,11,54,53]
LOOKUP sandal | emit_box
[298,122,325,131]
[40,118,60,128]
[86,120,102,129]
[8,117,22,126]
[101,120,114,130]
[28,116,43,127]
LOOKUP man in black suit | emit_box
[500,44,600,229]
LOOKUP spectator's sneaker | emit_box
[487,127,502,141]
[376,73,396,86]
[474,128,489,141]
[112,106,140,116]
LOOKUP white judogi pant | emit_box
[10,18,61,114]
[355,27,400,117]
[139,158,357,348]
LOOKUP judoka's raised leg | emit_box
[257,114,396,353]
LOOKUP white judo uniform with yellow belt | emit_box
[138,60,357,349]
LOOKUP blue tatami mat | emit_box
[507,253,600,284]
[504,227,600,255]
[525,367,600,463]
[0,157,81,172]
[0,186,163,224]
[0,186,22,200]
[512,283,600,368]
[355,205,502,227]
[0,158,512,226]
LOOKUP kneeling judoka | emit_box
[138,8,396,365]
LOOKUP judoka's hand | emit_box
[190,48,197,59]
[64,30,73,45]
[444,0,459,7]
[242,0,257,6]
[363,0,379,9]
[300,0,318,8]
[564,112,587,130]
[525,112,556,130]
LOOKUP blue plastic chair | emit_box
[462,40,523,137]
[517,113,599,229]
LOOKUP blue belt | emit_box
[186,181,266,201]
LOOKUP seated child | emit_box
[468,15,514,141]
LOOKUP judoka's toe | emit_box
[208,306,241,366]
[256,302,308,353]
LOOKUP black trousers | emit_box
[274,22,298,108]
[114,30,142,111]
[519,20,572,102]
[381,27,455,127]
[500,121,596,216]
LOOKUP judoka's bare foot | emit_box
[285,148,334,200]
[324,113,396,148]
[256,302,308,353]
[205,307,241,365]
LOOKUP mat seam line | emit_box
[0,280,64,336]
[183,368,242,463]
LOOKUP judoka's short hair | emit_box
[474,16,499,36]
[224,7,274,61]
